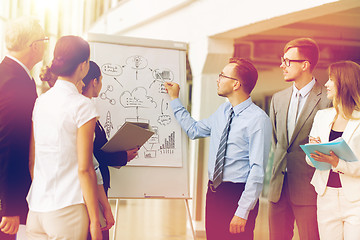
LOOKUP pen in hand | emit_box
[309,136,321,144]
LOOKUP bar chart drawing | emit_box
[159,131,175,154]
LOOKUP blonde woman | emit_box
[307,60,360,239]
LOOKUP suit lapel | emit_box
[289,81,322,146]
[320,109,335,142]
[342,111,360,142]
[279,87,293,145]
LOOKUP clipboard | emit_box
[101,122,154,153]
[300,137,358,170]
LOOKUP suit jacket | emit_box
[0,57,37,223]
[268,81,331,205]
[306,108,360,202]
[93,121,127,195]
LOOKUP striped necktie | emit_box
[213,108,234,189]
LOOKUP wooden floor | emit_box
[108,198,299,240]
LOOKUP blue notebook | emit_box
[300,137,358,170]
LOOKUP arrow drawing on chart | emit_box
[157,99,171,126]
[136,106,140,122]
[113,77,123,87]
[161,99,164,114]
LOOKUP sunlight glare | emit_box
[33,0,59,15]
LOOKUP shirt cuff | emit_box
[235,206,250,220]
[170,98,182,110]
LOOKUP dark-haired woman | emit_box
[82,61,138,240]
[82,61,138,191]
[26,36,102,240]
[307,60,360,239]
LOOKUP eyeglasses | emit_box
[29,37,49,47]
[281,57,309,67]
[218,73,239,81]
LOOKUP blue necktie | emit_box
[213,108,234,189]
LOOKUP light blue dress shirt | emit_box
[170,97,272,219]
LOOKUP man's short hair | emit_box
[229,57,258,94]
[5,16,44,52]
[284,38,319,72]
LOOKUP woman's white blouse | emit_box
[27,80,99,212]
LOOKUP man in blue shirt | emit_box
[164,58,271,240]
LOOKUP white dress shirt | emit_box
[287,78,316,131]
[27,80,99,212]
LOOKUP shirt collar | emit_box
[6,55,32,80]
[293,77,316,98]
[231,97,253,116]
[53,79,80,94]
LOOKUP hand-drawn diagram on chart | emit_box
[127,55,148,80]
[91,42,183,167]
[100,85,116,105]
[158,99,171,126]
[149,68,174,91]
[103,111,114,139]
[102,63,124,87]
[120,87,157,123]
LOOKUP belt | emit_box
[208,180,244,193]
[208,180,217,193]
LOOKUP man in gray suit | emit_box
[0,17,46,239]
[268,38,331,240]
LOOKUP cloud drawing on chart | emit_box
[157,115,171,126]
[120,87,157,108]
